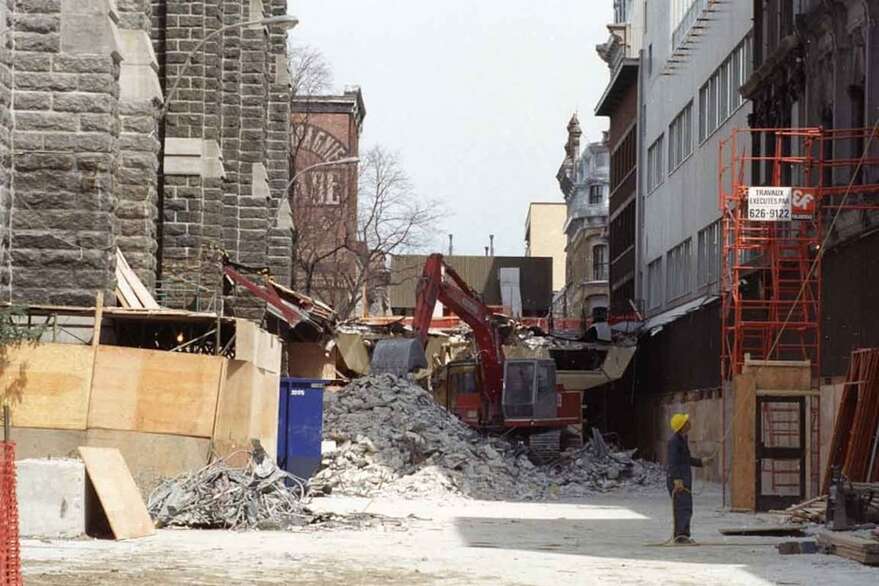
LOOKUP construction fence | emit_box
[0,442,20,585]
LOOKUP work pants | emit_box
[667,480,693,538]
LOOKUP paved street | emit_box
[22,487,877,585]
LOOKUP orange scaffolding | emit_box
[720,126,879,380]
[719,126,879,497]
[718,128,824,380]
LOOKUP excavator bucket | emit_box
[370,338,428,377]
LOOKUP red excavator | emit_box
[371,253,582,460]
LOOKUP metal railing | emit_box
[672,0,709,52]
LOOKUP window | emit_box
[647,258,663,309]
[589,184,604,204]
[699,34,751,143]
[668,101,693,172]
[666,239,692,301]
[697,221,721,287]
[647,134,664,192]
[648,43,653,76]
[593,245,608,281]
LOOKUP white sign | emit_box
[748,187,791,222]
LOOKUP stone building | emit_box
[0,0,294,319]
[553,115,610,326]
[290,88,365,310]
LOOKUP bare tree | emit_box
[290,145,443,318]
[288,42,333,98]
[337,146,445,319]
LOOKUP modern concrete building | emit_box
[524,202,566,293]
[389,254,554,319]
[553,116,610,324]
[631,0,752,407]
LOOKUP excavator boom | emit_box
[372,253,504,411]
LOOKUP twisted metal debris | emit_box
[148,443,310,530]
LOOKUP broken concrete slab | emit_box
[17,458,85,538]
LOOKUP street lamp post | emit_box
[160,14,299,120]
[276,157,360,229]
[286,157,361,192]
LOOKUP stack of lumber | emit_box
[771,495,826,524]
[816,530,879,566]
[824,348,879,493]
[115,249,160,310]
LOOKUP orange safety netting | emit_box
[0,442,21,586]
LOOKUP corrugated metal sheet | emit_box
[389,255,553,315]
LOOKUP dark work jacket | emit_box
[666,432,703,488]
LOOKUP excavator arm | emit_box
[372,253,505,413]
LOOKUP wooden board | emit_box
[732,372,757,510]
[115,249,159,310]
[213,360,279,461]
[336,332,370,375]
[78,446,155,540]
[234,319,281,374]
[719,526,805,536]
[85,429,211,496]
[288,342,336,380]
[742,358,811,391]
[89,346,225,437]
[1,343,95,430]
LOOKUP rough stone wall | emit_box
[152,0,291,316]
[0,0,292,311]
[10,0,122,306]
[116,0,161,289]
[264,0,292,287]
[0,1,12,300]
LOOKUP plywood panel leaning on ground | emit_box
[0,343,94,430]
[235,318,282,374]
[78,447,155,540]
[732,372,757,510]
[213,360,280,461]
[89,346,225,437]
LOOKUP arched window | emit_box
[593,245,608,281]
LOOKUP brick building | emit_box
[595,1,641,317]
[290,88,365,310]
[0,0,293,319]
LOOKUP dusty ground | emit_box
[22,486,878,585]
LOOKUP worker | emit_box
[666,413,712,544]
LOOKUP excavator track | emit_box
[528,429,561,464]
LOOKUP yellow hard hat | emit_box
[670,413,689,433]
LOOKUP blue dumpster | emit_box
[277,377,326,480]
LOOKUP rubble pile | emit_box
[148,444,311,530]
[310,375,664,499]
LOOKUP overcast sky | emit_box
[290,1,613,256]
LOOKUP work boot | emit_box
[674,535,695,545]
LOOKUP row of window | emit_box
[646,34,752,194]
[646,220,721,309]
[699,35,750,142]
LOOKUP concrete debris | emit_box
[148,443,311,530]
[310,375,664,499]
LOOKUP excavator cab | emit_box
[501,359,558,420]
